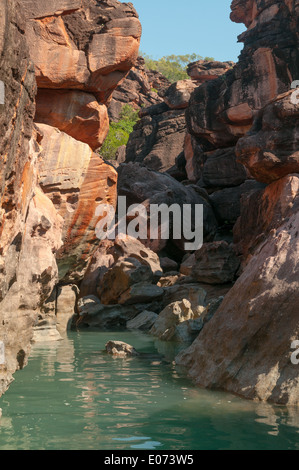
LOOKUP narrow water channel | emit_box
[0,330,299,450]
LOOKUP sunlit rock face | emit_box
[23,0,142,149]
[177,0,299,406]
[0,0,40,396]
[0,0,140,397]
[177,176,299,406]
[23,0,141,99]
[36,123,118,283]
[187,0,299,150]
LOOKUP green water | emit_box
[0,329,299,450]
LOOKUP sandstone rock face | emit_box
[23,0,141,99]
[234,174,299,262]
[24,0,141,149]
[0,184,63,393]
[187,0,298,150]
[37,123,118,282]
[125,103,187,174]
[236,92,299,183]
[177,202,299,405]
[108,56,167,122]
[35,90,110,150]
[0,0,53,395]
[175,1,299,406]
[56,284,79,334]
[0,0,141,397]
[125,60,232,177]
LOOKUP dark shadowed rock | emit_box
[125,104,187,174]
[127,310,158,331]
[117,162,218,253]
[210,180,267,224]
[192,241,240,284]
[108,56,166,121]
[236,92,299,183]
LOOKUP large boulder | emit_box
[127,310,158,331]
[105,341,139,358]
[98,257,161,305]
[177,206,299,405]
[150,299,205,342]
[187,60,235,83]
[191,241,240,285]
[236,92,299,183]
[117,162,218,253]
[23,0,141,101]
[163,80,197,110]
[80,236,163,298]
[210,180,267,225]
[35,89,109,150]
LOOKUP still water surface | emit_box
[0,330,299,450]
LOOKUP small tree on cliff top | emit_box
[142,53,214,82]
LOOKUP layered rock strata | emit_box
[0,0,141,396]
[177,0,299,405]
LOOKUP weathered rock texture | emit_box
[177,177,299,405]
[0,0,141,397]
[24,0,142,148]
[177,0,299,406]
[0,0,42,395]
[124,61,233,178]
[37,123,118,282]
[236,92,299,183]
[117,162,218,254]
[108,56,168,122]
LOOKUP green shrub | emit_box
[141,53,214,83]
[100,104,139,160]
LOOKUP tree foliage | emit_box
[100,104,139,160]
[142,53,214,83]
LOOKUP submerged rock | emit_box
[105,341,140,358]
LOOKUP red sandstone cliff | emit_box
[176,0,299,406]
[0,0,141,396]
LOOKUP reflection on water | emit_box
[0,330,299,450]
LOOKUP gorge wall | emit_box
[0,0,141,396]
[176,0,299,405]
